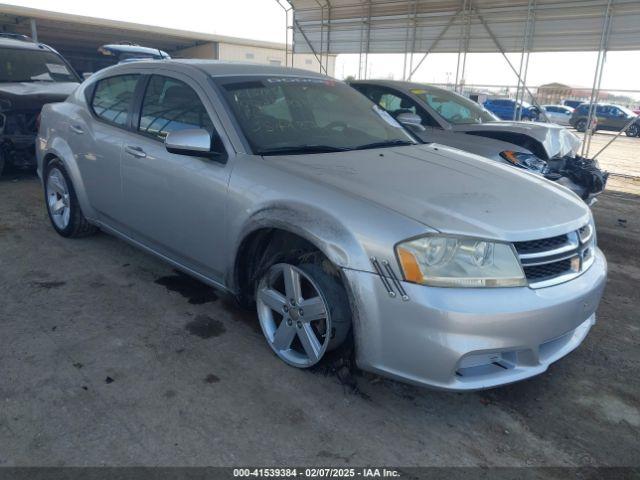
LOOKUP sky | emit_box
[7,0,640,96]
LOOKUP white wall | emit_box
[174,41,336,76]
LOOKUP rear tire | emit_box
[44,158,97,238]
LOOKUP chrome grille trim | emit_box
[516,225,595,289]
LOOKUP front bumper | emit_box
[344,248,607,391]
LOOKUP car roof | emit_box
[100,59,329,79]
[0,36,53,51]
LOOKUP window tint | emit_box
[139,75,214,139]
[91,74,139,126]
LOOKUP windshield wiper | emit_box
[353,140,415,150]
[258,145,350,156]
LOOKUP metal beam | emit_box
[474,9,551,123]
[408,9,462,80]
[292,18,328,74]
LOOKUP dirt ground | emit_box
[0,170,638,469]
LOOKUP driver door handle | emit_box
[70,125,84,134]
[124,145,147,158]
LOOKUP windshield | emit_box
[0,47,79,83]
[410,87,498,125]
[218,77,415,155]
[617,105,637,117]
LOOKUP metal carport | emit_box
[283,0,640,157]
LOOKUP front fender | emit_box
[227,200,368,284]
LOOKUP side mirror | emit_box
[165,128,212,156]
[396,112,426,132]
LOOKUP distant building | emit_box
[536,83,610,105]
[0,4,336,76]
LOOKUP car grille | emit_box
[523,258,572,281]
[513,234,569,254]
[515,225,595,288]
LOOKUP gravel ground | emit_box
[0,171,638,469]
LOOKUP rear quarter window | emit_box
[90,74,140,127]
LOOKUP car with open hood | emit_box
[0,33,81,176]
[36,61,606,390]
[349,80,607,204]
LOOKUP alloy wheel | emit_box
[256,263,331,368]
[46,167,71,230]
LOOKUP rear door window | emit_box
[91,74,140,127]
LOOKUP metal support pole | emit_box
[581,0,613,158]
[454,1,464,90]
[363,1,372,79]
[514,0,535,120]
[402,1,416,81]
[475,9,551,123]
[315,0,325,74]
[30,18,38,43]
[459,1,471,93]
[325,1,331,74]
[275,0,292,67]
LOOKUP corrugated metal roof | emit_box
[288,0,640,54]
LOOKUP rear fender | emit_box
[42,134,96,220]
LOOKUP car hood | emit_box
[267,144,589,241]
[0,81,79,108]
[450,121,581,158]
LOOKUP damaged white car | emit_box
[350,80,607,204]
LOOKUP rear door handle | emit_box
[70,125,84,134]
[124,145,147,158]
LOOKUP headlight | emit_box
[500,150,547,173]
[396,235,526,288]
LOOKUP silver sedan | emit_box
[36,61,607,390]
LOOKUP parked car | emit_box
[542,105,574,126]
[563,100,583,109]
[0,33,81,176]
[483,98,540,121]
[349,80,607,203]
[37,61,607,391]
[570,103,640,137]
[97,43,170,63]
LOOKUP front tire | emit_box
[44,158,97,238]
[625,124,639,137]
[256,262,351,368]
[575,119,587,132]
